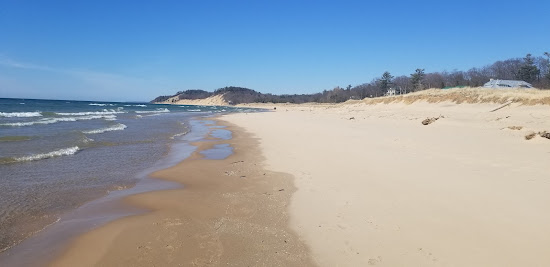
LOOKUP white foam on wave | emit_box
[124,104,147,107]
[55,109,125,116]
[14,146,80,162]
[83,123,127,134]
[89,103,116,106]
[0,111,42,118]
[187,109,201,112]
[0,115,117,127]
[134,108,170,114]
[170,130,190,139]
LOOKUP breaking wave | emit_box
[55,109,125,116]
[83,123,127,134]
[124,104,147,107]
[170,130,190,140]
[134,108,170,114]
[14,146,80,162]
[0,115,117,127]
[0,112,43,118]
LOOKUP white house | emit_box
[483,79,533,88]
[385,88,397,96]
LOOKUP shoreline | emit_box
[0,116,209,266]
[49,119,313,266]
[0,116,224,265]
[0,102,228,255]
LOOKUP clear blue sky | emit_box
[1,0,549,101]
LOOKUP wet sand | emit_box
[50,120,313,266]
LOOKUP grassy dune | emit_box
[360,87,550,105]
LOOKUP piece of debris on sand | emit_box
[507,126,523,130]
[421,115,444,125]
[524,131,550,140]
[525,132,537,140]
[539,131,550,139]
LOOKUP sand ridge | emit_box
[158,94,229,106]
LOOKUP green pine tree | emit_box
[410,69,425,91]
[517,54,540,83]
[379,71,394,90]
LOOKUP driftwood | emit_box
[539,131,550,139]
[507,126,523,130]
[422,115,444,125]
[525,132,537,140]
[525,131,550,140]
[489,101,513,112]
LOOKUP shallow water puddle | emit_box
[210,129,232,140]
[200,144,233,160]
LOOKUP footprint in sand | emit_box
[417,247,438,262]
[368,256,383,265]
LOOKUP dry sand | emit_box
[224,98,550,266]
[50,120,312,266]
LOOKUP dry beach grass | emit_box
[360,87,550,105]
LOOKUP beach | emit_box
[50,119,313,266]
[7,89,550,266]
[3,0,549,265]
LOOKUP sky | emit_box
[0,0,549,102]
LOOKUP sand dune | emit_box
[158,94,229,106]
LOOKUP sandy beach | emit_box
[50,120,312,266]
[47,88,550,266]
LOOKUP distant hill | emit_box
[152,52,550,105]
[152,86,332,105]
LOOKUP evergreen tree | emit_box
[410,69,425,91]
[378,71,394,90]
[544,52,550,80]
[517,54,540,82]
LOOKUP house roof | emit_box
[483,79,533,88]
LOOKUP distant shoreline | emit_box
[154,87,550,107]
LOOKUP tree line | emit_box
[152,52,550,104]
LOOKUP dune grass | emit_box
[361,87,550,105]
